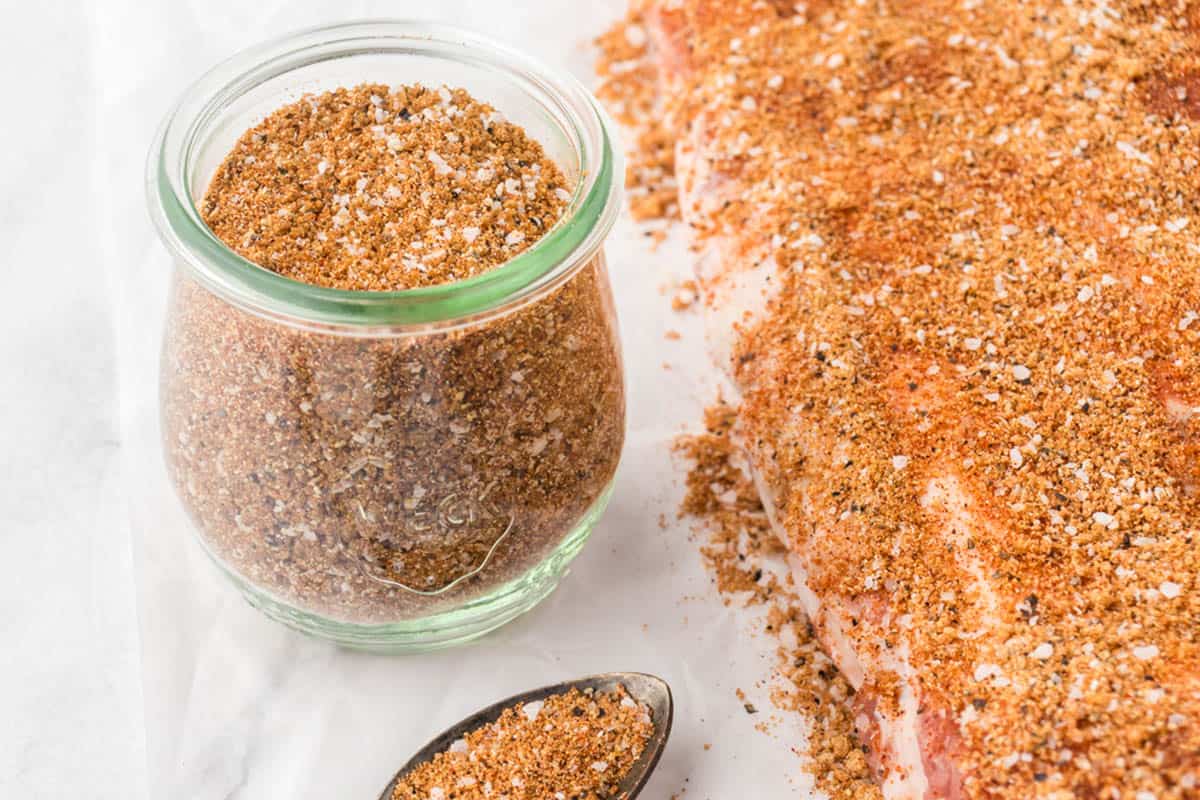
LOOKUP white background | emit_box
[0,2,818,798]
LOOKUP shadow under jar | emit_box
[147,22,626,651]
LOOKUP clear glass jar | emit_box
[146,21,625,651]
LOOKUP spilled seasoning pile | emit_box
[391,686,654,800]
[595,13,678,227]
[674,403,880,800]
[603,7,883,791]
[602,9,883,794]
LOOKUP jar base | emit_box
[212,483,614,653]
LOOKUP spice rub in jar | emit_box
[162,83,624,624]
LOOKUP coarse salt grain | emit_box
[1116,141,1152,165]
[624,23,647,48]
[427,150,453,175]
[522,700,543,721]
[974,663,1003,682]
[1132,645,1160,661]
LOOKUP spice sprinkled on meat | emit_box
[603,0,1200,796]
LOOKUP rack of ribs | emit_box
[608,0,1200,796]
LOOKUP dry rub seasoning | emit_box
[607,0,1200,795]
[163,83,624,622]
[202,84,573,291]
[595,14,679,231]
[674,404,880,800]
[391,687,653,800]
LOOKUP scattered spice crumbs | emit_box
[674,401,880,800]
[669,280,698,312]
[595,12,678,229]
[390,686,653,800]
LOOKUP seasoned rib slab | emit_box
[625,1,1200,796]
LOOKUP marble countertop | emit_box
[3,3,819,798]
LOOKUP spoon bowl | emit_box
[377,672,672,800]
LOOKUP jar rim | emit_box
[146,20,622,328]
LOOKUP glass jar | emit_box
[146,21,625,651]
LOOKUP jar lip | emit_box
[146,20,622,328]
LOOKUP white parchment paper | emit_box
[104,2,822,797]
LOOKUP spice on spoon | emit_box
[391,686,654,800]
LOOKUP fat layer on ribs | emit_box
[630,0,1200,797]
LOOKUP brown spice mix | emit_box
[202,83,571,291]
[595,14,679,227]
[391,686,653,800]
[163,83,624,623]
[674,403,880,800]
[608,0,1200,794]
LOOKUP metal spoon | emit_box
[377,672,673,800]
